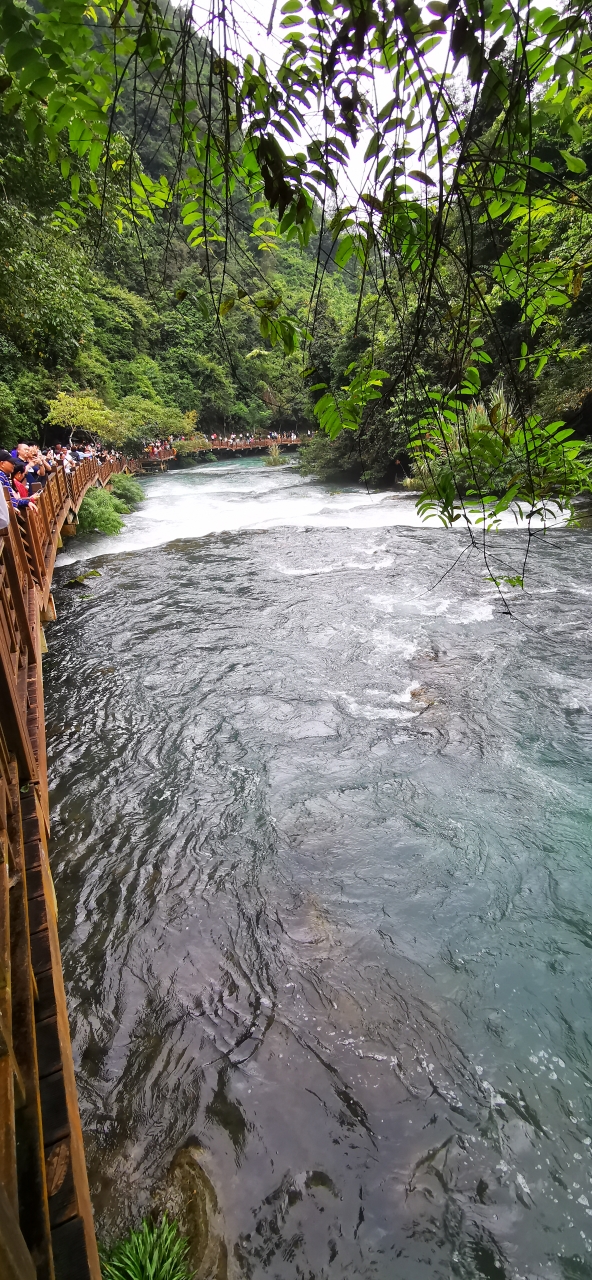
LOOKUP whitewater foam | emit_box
[56,458,570,565]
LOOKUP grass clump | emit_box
[265,442,287,467]
[109,472,145,505]
[100,1216,192,1280]
[77,488,129,535]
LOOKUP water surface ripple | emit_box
[46,462,592,1279]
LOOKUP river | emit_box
[45,459,592,1279]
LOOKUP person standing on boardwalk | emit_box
[0,450,38,510]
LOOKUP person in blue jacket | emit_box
[0,450,38,510]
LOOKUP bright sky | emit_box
[188,0,450,206]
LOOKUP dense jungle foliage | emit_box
[2,0,592,517]
[0,101,347,453]
[3,84,592,490]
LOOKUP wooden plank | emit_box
[51,1216,92,1280]
[0,1182,37,1280]
[36,833,101,1280]
[0,1007,25,1108]
[45,1135,77,1228]
[0,821,17,1211]
[29,597,49,829]
[18,511,45,596]
[7,762,54,1280]
[0,612,38,783]
[1,529,37,662]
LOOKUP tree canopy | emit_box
[1,0,592,530]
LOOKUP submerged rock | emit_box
[65,569,101,587]
[153,1143,227,1280]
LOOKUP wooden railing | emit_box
[205,434,302,452]
[140,435,304,466]
[142,448,176,462]
[0,454,137,1280]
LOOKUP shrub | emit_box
[100,1216,192,1280]
[109,472,144,505]
[174,433,209,456]
[265,442,287,467]
[77,487,128,535]
[297,432,359,480]
[409,378,592,523]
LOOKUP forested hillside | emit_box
[3,0,592,497]
[0,120,320,451]
[0,73,360,453]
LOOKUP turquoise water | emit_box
[46,462,592,1278]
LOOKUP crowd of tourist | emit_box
[142,430,304,457]
[206,430,301,446]
[0,427,309,517]
[0,441,122,512]
[144,439,176,458]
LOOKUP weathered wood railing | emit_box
[0,455,138,1280]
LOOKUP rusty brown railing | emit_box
[0,454,138,1280]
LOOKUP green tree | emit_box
[45,390,117,438]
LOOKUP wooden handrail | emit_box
[0,453,138,1280]
[139,435,304,463]
[205,434,302,449]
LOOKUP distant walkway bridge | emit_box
[141,434,305,469]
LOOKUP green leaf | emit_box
[334,234,356,267]
[559,150,586,174]
[364,131,381,162]
[408,170,437,187]
[88,140,102,171]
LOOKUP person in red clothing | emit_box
[11,461,29,499]
[0,450,37,511]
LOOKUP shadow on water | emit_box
[45,463,592,1278]
[205,1067,249,1161]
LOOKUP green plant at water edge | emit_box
[100,1216,192,1280]
[109,473,145,506]
[265,442,287,467]
[409,379,592,528]
[174,433,210,457]
[77,487,128,535]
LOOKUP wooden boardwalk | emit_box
[141,435,303,468]
[0,456,138,1280]
[206,434,302,453]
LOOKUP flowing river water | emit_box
[45,459,592,1280]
